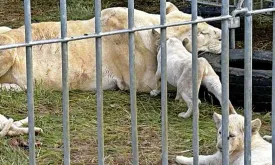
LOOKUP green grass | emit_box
[0,86,272,164]
[0,0,273,164]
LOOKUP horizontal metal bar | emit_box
[231,8,248,17]
[247,7,275,15]
[0,15,232,50]
[185,0,236,7]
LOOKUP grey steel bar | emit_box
[230,0,245,49]
[231,8,249,17]
[221,0,230,162]
[60,0,70,164]
[24,0,36,165]
[244,0,253,162]
[186,0,236,7]
[0,15,232,51]
[191,0,199,163]
[272,0,275,163]
[95,0,104,164]
[230,0,238,49]
[160,0,168,164]
[128,0,139,164]
[247,8,275,14]
[230,29,235,49]
[237,0,245,9]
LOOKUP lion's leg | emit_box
[201,58,236,114]
[176,152,221,165]
[13,117,28,127]
[0,35,17,78]
[115,78,127,91]
[177,91,193,119]
[8,124,43,136]
[0,119,13,137]
[177,62,204,119]
[150,70,161,96]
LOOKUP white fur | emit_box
[150,36,236,118]
[176,113,272,165]
[0,115,43,137]
[0,26,11,34]
[0,83,25,92]
[0,3,222,93]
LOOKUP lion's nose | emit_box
[217,145,222,151]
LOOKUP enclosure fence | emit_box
[0,0,275,164]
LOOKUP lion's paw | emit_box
[150,89,160,97]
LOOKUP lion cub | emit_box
[150,31,236,118]
[0,115,43,137]
[176,113,272,165]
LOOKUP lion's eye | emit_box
[200,31,208,35]
[229,134,235,138]
[219,131,221,135]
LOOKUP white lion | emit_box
[0,2,222,92]
[150,34,236,118]
[0,115,42,137]
[176,113,272,165]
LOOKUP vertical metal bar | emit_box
[272,0,275,164]
[95,0,104,164]
[244,0,253,162]
[24,0,35,164]
[230,29,235,49]
[230,0,239,49]
[60,0,70,164]
[160,0,168,164]
[221,0,230,162]
[128,0,139,164]
[191,0,199,163]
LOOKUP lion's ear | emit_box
[166,2,179,14]
[182,38,189,46]
[251,118,261,134]
[213,112,222,129]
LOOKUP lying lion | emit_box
[150,34,236,118]
[0,2,222,92]
[176,113,272,165]
[0,115,42,137]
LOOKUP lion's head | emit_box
[213,112,262,155]
[165,2,222,54]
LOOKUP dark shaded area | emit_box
[200,49,273,112]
